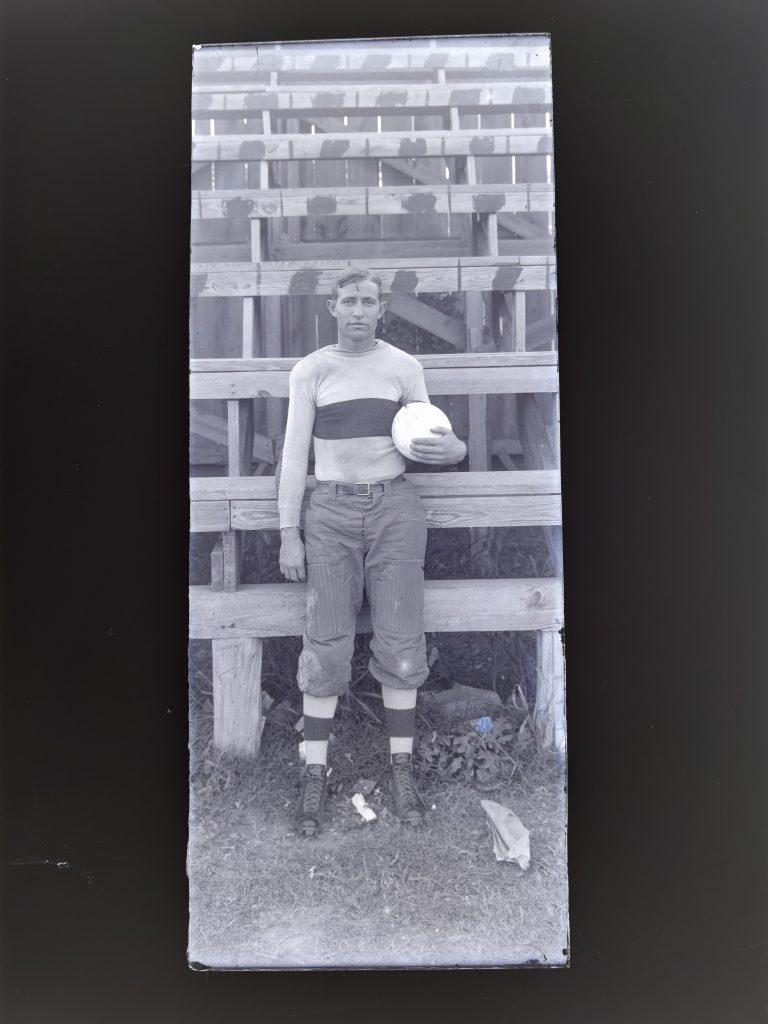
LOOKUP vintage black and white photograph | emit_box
[187,33,566,968]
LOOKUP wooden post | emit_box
[227,398,254,477]
[210,531,242,592]
[534,629,566,754]
[212,637,264,757]
[261,296,284,439]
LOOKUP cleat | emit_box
[390,752,428,825]
[294,763,328,836]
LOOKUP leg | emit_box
[364,480,429,823]
[295,493,364,835]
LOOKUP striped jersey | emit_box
[278,340,429,528]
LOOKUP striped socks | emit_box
[381,685,417,758]
[303,694,338,766]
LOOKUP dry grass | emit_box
[188,643,568,970]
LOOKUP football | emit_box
[391,402,452,458]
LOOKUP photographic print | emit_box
[187,33,566,969]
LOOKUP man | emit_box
[278,268,466,835]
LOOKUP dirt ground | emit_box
[188,646,569,970]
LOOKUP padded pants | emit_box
[297,477,429,698]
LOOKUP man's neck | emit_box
[334,334,378,353]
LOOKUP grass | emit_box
[188,522,567,968]
[188,642,568,970]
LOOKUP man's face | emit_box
[328,280,386,345]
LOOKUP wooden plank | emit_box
[534,630,566,754]
[189,257,556,298]
[191,364,559,399]
[190,501,230,532]
[227,398,254,476]
[242,296,256,357]
[191,469,560,501]
[190,577,564,639]
[231,493,561,530]
[191,352,558,371]
[194,44,551,74]
[261,295,284,439]
[212,637,264,757]
[517,392,562,576]
[221,529,242,590]
[192,128,553,163]
[191,82,553,117]
[210,537,224,588]
[504,291,527,350]
[270,239,465,261]
[191,184,553,220]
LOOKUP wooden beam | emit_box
[190,255,556,298]
[269,239,466,261]
[261,295,284,440]
[191,82,553,117]
[191,364,559,400]
[227,398,254,476]
[229,493,561,530]
[517,392,562,576]
[191,468,559,501]
[190,501,230,532]
[190,577,564,639]
[212,637,264,757]
[194,43,551,74]
[191,127,553,163]
[534,630,566,754]
[191,183,553,220]
[191,352,558,371]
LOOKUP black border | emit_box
[2,0,767,1020]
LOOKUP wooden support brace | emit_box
[227,398,254,476]
[517,392,562,576]
[210,530,243,591]
[463,292,488,471]
[261,295,284,439]
[504,291,527,351]
[242,296,256,358]
[533,629,566,754]
[212,636,264,757]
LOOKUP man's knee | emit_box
[369,629,428,690]
[297,634,354,697]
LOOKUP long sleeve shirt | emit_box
[278,340,430,529]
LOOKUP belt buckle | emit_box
[354,482,372,496]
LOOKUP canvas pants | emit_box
[297,476,429,697]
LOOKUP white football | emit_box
[391,402,452,458]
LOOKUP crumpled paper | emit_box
[351,792,377,822]
[480,799,531,869]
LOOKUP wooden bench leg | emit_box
[533,629,566,754]
[210,531,242,591]
[212,637,264,757]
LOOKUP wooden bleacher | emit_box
[189,35,565,759]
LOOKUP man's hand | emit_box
[409,425,467,465]
[279,527,306,582]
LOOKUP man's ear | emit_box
[378,299,387,318]
[327,298,337,318]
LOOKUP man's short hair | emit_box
[330,268,383,302]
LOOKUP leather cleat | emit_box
[294,763,328,836]
[390,752,428,825]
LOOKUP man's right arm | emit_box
[277,364,315,582]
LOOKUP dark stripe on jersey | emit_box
[313,398,400,440]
